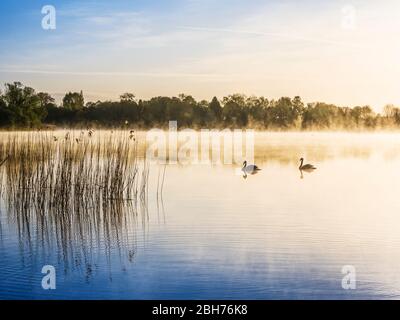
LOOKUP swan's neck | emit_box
[243,162,247,169]
[299,159,303,169]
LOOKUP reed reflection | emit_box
[0,132,164,280]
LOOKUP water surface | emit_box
[1,132,400,299]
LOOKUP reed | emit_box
[0,130,152,270]
[0,131,148,207]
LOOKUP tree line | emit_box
[1,81,400,130]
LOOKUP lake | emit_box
[1,131,400,299]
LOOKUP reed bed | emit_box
[0,130,152,271]
[0,131,148,210]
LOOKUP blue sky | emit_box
[1,0,400,110]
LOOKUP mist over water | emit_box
[1,131,400,299]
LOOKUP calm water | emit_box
[1,132,400,299]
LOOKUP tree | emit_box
[383,104,400,125]
[177,94,196,127]
[37,92,55,108]
[209,96,222,122]
[63,91,84,110]
[292,96,305,115]
[302,102,337,129]
[1,82,45,127]
[179,94,196,105]
[193,100,209,127]
[120,93,136,103]
[0,82,392,130]
[349,106,374,127]
[0,93,10,126]
[222,94,248,127]
[269,97,299,128]
[246,96,268,126]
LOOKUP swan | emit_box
[299,158,316,171]
[242,161,261,174]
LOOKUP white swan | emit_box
[242,161,261,174]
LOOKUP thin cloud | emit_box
[180,26,365,49]
[0,68,231,79]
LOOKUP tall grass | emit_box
[0,131,148,207]
[0,130,151,271]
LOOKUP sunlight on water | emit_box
[1,131,400,299]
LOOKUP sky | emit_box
[0,0,400,111]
